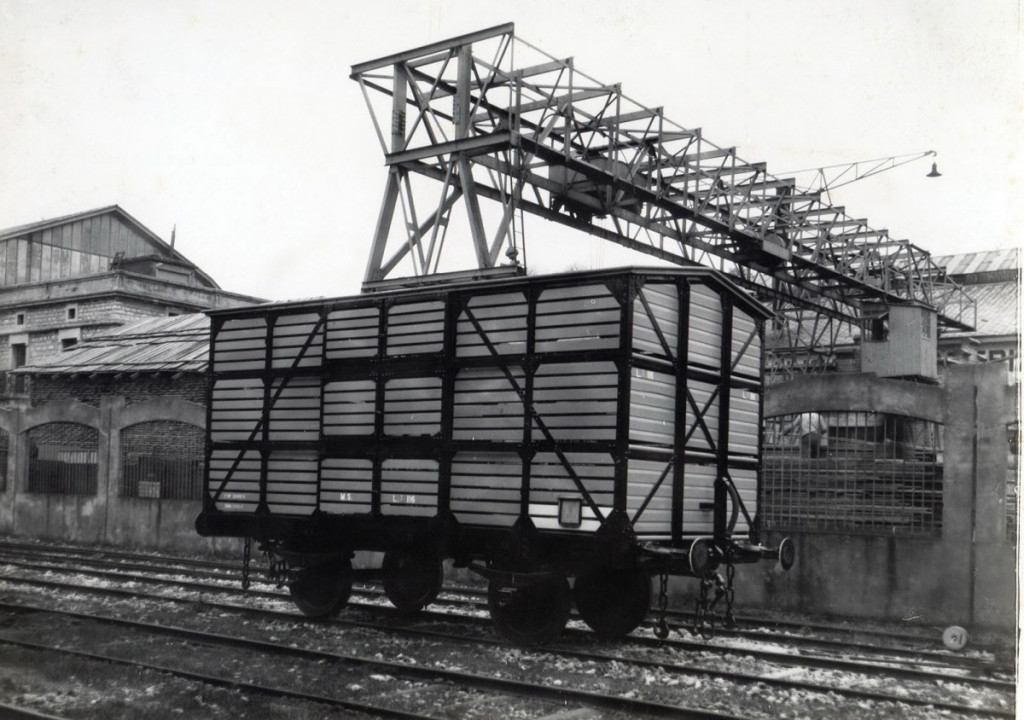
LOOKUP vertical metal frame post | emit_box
[714,294,734,539]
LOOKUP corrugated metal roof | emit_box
[933,248,1019,277]
[946,281,1020,338]
[931,248,1019,340]
[19,313,211,375]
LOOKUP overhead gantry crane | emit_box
[350,23,974,380]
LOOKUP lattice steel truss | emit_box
[350,23,974,378]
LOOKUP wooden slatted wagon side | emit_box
[196,267,793,642]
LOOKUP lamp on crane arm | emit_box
[779,150,941,197]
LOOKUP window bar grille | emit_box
[121,422,205,500]
[28,446,98,495]
[121,451,204,500]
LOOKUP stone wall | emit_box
[0,376,236,555]
[723,364,1017,630]
[29,374,205,408]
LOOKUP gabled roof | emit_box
[933,248,1019,280]
[18,313,210,375]
[931,248,1020,340]
[943,282,1020,339]
[0,205,220,289]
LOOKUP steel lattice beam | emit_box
[350,23,975,378]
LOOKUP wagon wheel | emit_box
[574,567,651,639]
[289,559,353,618]
[382,550,443,614]
[487,575,571,645]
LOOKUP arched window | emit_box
[121,421,204,500]
[27,422,98,495]
[762,411,943,536]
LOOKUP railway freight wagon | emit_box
[196,267,792,643]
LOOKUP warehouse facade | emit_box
[0,206,260,551]
[0,314,237,551]
[0,205,259,405]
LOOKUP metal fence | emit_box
[761,411,943,536]
[121,421,204,500]
[27,426,99,496]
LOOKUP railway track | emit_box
[0,541,1008,676]
[0,538,1003,659]
[0,540,1011,663]
[2,602,718,720]
[2,557,1008,692]
[0,542,1014,719]
[2,572,1013,718]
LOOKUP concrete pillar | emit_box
[941,366,982,623]
[943,363,1016,627]
[0,407,19,533]
[99,395,124,545]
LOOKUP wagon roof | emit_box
[208,266,772,320]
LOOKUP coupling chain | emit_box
[724,562,737,629]
[691,563,738,638]
[691,573,717,639]
[654,573,670,639]
[264,547,290,588]
[241,536,252,591]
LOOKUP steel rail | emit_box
[1,636,440,720]
[0,702,66,720]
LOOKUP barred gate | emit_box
[761,411,943,536]
[27,423,99,496]
[121,421,204,500]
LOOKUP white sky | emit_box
[0,0,1021,301]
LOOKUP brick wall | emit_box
[30,374,206,407]
[123,420,204,456]
[0,295,192,372]
[0,381,217,552]
[28,421,99,447]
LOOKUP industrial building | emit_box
[0,205,259,406]
[0,206,260,550]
